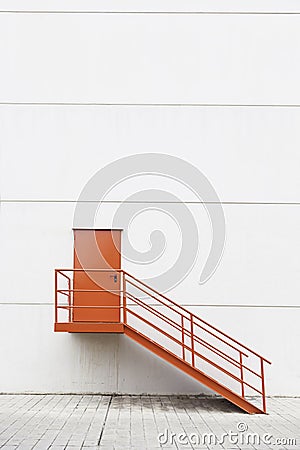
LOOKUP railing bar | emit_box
[70,273,74,322]
[56,268,271,363]
[240,353,245,398]
[57,268,124,272]
[126,271,250,346]
[127,308,189,352]
[123,272,127,325]
[126,278,249,358]
[55,270,58,323]
[126,293,239,365]
[57,296,260,375]
[126,292,192,345]
[68,277,71,323]
[57,289,122,293]
[124,271,193,313]
[190,314,195,367]
[126,289,248,357]
[242,383,263,395]
[126,308,235,382]
[126,291,186,323]
[57,301,149,307]
[261,359,266,413]
[126,279,191,321]
[126,308,219,373]
[126,270,235,335]
[57,305,123,309]
[126,308,262,394]
[56,270,71,281]
[181,315,185,361]
[192,322,248,358]
[242,365,263,378]
[124,270,271,363]
[126,293,177,321]
[125,292,247,368]
[192,317,271,363]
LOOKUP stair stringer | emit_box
[124,324,264,414]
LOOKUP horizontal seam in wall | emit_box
[0,302,299,308]
[1,200,300,205]
[2,102,300,108]
[1,11,300,15]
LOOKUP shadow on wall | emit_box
[70,333,213,395]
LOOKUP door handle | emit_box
[109,274,118,283]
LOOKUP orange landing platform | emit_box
[54,322,125,333]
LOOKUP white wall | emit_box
[1,13,300,105]
[0,1,299,396]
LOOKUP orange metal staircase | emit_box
[54,269,271,414]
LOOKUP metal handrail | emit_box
[126,279,250,358]
[126,291,245,370]
[124,270,271,364]
[55,268,271,412]
[126,307,263,394]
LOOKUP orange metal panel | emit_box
[73,230,121,322]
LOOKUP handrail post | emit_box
[181,315,185,361]
[71,272,73,323]
[240,353,245,397]
[261,358,266,413]
[190,314,195,367]
[68,276,71,323]
[55,270,58,323]
[123,271,127,325]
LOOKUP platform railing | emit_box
[55,268,271,413]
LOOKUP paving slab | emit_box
[0,395,299,449]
